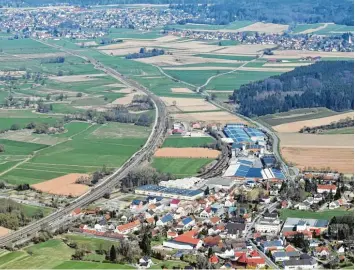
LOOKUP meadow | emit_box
[0,38,57,54]
[152,157,214,177]
[195,54,256,61]
[166,21,253,31]
[163,69,228,86]
[280,209,353,221]
[162,136,214,148]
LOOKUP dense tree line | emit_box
[70,106,154,127]
[328,215,354,240]
[0,198,44,230]
[40,57,65,64]
[171,0,354,26]
[300,117,354,133]
[233,61,354,117]
[121,166,174,190]
[125,48,165,59]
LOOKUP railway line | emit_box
[0,44,169,247]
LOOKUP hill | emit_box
[233,61,354,117]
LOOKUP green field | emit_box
[0,139,47,155]
[164,69,229,86]
[257,107,343,126]
[195,53,256,61]
[19,202,53,217]
[54,261,133,269]
[166,21,253,31]
[152,157,214,177]
[313,24,354,35]
[0,38,57,54]
[322,126,354,134]
[0,122,149,185]
[280,209,354,221]
[292,23,325,33]
[0,238,134,269]
[206,70,282,91]
[162,136,214,148]
[0,117,60,131]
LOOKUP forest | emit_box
[171,0,354,26]
[232,61,354,117]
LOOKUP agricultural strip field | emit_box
[166,21,253,31]
[154,147,220,158]
[322,127,354,134]
[273,111,354,132]
[280,209,353,221]
[256,108,343,127]
[0,38,58,54]
[195,54,256,61]
[152,157,214,177]
[54,261,133,269]
[292,23,326,34]
[0,122,150,185]
[205,70,283,91]
[162,136,214,148]
[312,23,354,35]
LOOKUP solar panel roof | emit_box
[272,169,285,179]
[246,168,263,178]
[136,185,203,197]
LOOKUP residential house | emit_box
[163,230,202,250]
[138,256,153,268]
[329,199,344,210]
[255,216,281,234]
[315,246,330,258]
[237,250,266,268]
[272,251,300,262]
[203,235,222,247]
[115,220,141,234]
[170,199,180,208]
[283,258,317,270]
[298,201,311,210]
[260,240,284,253]
[224,223,246,239]
[156,213,173,227]
[200,208,213,218]
[130,199,144,210]
[179,217,195,230]
[317,184,337,194]
[208,216,222,226]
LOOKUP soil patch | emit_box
[154,147,220,158]
[161,97,219,112]
[217,44,276,55]
[236,22,289,34]
[171,88,194,93]
[273,112,354,132]
[299,23,329,34]
[172,111,248,124]
[263,50,354,59]
[31,173,90,197]
[278,133,353,148]
[49,74,107,82]
[0,226,12,237]
[0,130,66,145]
[281,147,354,173]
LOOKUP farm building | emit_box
[135,184,204,200]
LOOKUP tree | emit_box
[76,92,83,97]
[0,144,4,153]
[334,187,341,200]
[139,232,152,256]
[10,124,20,130]
[109,245,117,262]
[208,247,213,258]
[46,94,51,101]
[204,186,210,195]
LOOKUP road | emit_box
[250,241,280,269]
[0,42,169,247]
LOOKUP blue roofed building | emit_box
[156,213,174,226]
[179,216,196,230]
[260,240,284,253]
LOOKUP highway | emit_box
[0,42,169,247]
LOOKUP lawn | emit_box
[206,70,282,91]
[0,251,26,267]
[313,24,354,35]
[162,136,214,148]
[50,103,86,114]
[0,123,149,185]
[279,209,354,221]
[195,53,256,61]
[257,107,342,126]
[292,23,325,33]
[20,203,54,217]
[152,157,214,177]
[54,261,134,269]
[62,234,118,252]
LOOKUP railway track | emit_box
[198,144,230,178]
[0,46,169,247]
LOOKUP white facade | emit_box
[255,219,281,234]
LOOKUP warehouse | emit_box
[262,168,285,180]
[223,124,253,147]
[261,155,277,168]
[159,177,205,189]
[205,177,236,191]
[244,127,266,142]
[135,184,204,200]
[223,158,263,181]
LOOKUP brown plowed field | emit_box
[0,226,12,237]
[172,111,248,125]
[281,147,354,173]
[31,173,90,197]
[154,147,220,158]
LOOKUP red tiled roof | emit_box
[116,220,140,232]
[285,245,296,252]
[173,230,199,246]
[250,250,260,258]
[72,208,81,215]
[210,216,221,224]
[203,236,222,246]
[316,246,329,252]
[146,217,154,224]
[317,184,336,190]
[209,255,219,264]
[171,199,180,204]
[283,230,313,238]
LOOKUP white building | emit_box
[255,218,281,234]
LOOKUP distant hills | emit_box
[233,61,354,117]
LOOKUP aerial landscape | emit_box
[0,0,353,269]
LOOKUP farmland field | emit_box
[256,108,343,127]
[166,21,253,31]
[54,261,134,269]
[206,70,282,91]
[195,54,256,61]
[322,127,354,134]
[152,157,214,177]
[280,209,353,221]
[162,136,214,148]
[0,122,150,185]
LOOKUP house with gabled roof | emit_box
[115,220,141,234]
[163,230,202,250]
[156,213,173,227]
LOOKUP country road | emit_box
[0,41,169,247]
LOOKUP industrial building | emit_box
[223,124,266,149]
[135,184,204,200]
[159,177,205,189]
[223,158,264,180]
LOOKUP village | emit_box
[66,123,354,269]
